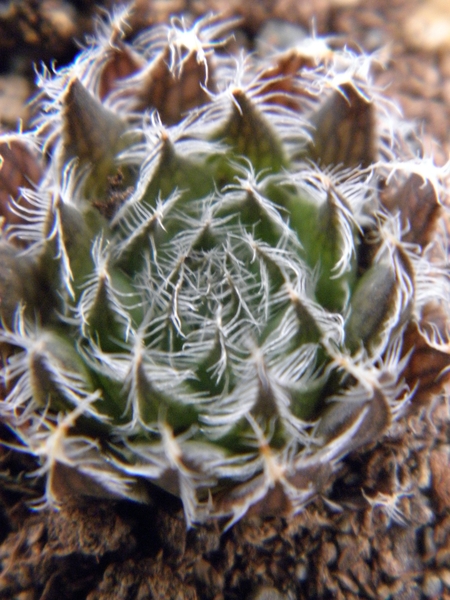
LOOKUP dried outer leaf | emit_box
[258,47,320,110]
[130,46,215,125]
[50,462,149,504]
[401,302,450,408]
[316,387,391,456]
[0,138,42,229]
[289,458,334,488]
[248,481,297,517]
[308,82,376,169]
[380,173,442,249]
[214,467,316,523]
[98,38,145,100]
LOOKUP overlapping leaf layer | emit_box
[0,9,449,527]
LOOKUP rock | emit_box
[404,0,450,52]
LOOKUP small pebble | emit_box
[249,587,287,600]
[404,1,450,52]
[422,572,443,598]
[0,75,31,126]
[256,19,308,55]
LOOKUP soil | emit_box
[1,1,450,599]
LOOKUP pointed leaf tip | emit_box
[308,82,376,169]
[62,78,127,167]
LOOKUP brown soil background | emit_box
[1,1,450,599]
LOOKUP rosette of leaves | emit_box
[0,7,449,529]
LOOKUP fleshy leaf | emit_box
[215,89,287,173]
[61,78,133,198]
[308,83,376,169]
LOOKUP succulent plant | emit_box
[0,7,449,529]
